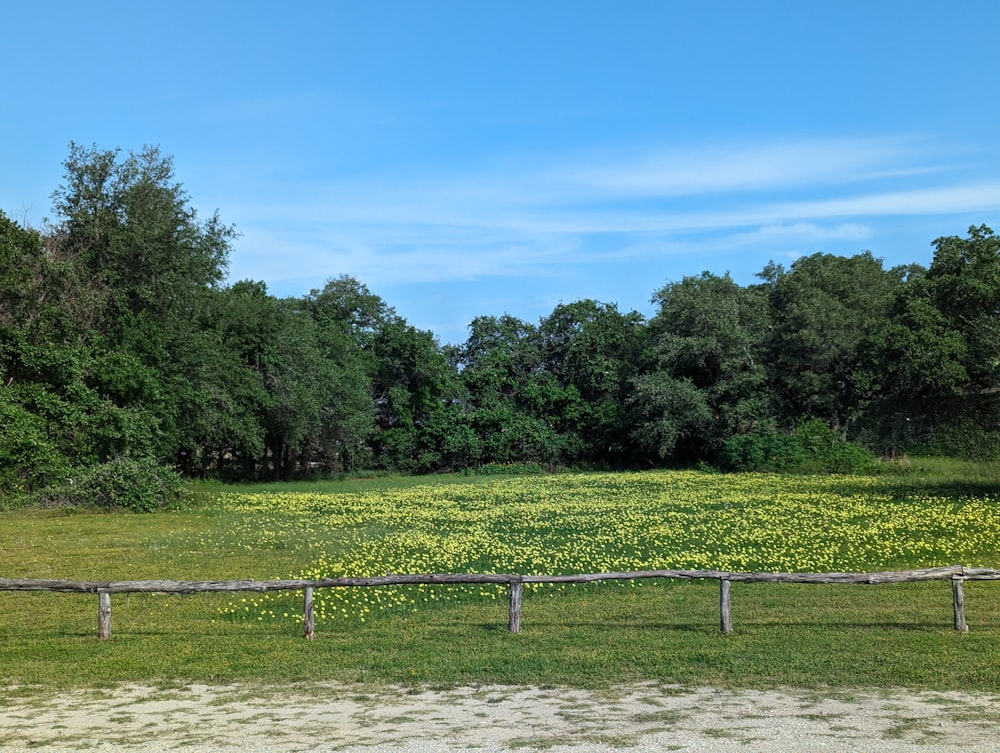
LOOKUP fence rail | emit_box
[2,565,997,640]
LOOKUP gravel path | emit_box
[2,683,999,752]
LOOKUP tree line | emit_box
[3,144,999,496]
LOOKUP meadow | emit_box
[2,464,1000,691]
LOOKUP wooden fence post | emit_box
[508,579,523,634]
[303,586,315,640]
[3,565,999,640]
[952,577,969,633]
[98,590,111,640]
[720,578,733,634]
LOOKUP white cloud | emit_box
[731,223,872,244]
[556,138,922,197]
[776,183,1000,218]
[225,136,1000,289]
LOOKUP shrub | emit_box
[719,431,803,472]
[0,396,71,493]
[908,419,1000,461]
[720,419,876,474]
[42,457,183,512]
[474,461,545,476]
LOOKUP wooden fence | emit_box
[2,565,998,640]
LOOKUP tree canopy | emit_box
[3,144,999,493]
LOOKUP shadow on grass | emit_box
[828,475,1000,499]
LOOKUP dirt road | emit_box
[2,683,998,751]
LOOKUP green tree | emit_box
[45,143,237,468]
[297,278,387,473]
[628,372,712,462]
[451,315,566,466]
[303,275,391,354]
[632,272,769,462]
[538,300,646,466]
[0,214,76,487]
[862,226,1000,454]
[369,318,473,473]
[764,252,896,433]
[50,143,232,323]
[0,211,129,488]
[925,225,1000,399]
[210,281,373,480]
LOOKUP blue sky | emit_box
[3,1,1000,344]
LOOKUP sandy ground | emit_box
[2,683,999,752]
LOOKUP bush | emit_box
[474,461,545,476]
[719,431,804,472]
[907,419,1000,461]
[41,457,183,512]
[720,419,876,474]
[0,396,71,493]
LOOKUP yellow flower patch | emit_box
[211,471,1000,626]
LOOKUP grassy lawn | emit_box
[2,462,1000,692]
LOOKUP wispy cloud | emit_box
[555,137,929,197]
[225,135,998,291]
[729,223,873,246]
[775,183,1000,218]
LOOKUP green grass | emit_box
[3,582,998,690]
[2,462,1000,692]
[877,453,1000,485]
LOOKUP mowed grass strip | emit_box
[2,465,1000,691]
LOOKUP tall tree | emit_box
[925,225,1000,399]
[50,143,232,322]
[369,318,474,472]
[862,226,1000,453]
[538,300,646,466]
[2,205,164,477]
[0,212,79,489]
[764,252,896,433]
[452,315,568,466]
[632,272,769,462]
[298,277,390,472]
[46,143,237,466]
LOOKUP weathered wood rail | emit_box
[1,565,997,639]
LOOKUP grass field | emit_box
[2,462,999,691]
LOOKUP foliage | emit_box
[472,461,546,475]
[450,314,561,466]
[764,252,897,430]
[907,418,1000,461]
[720,419,876,473]
[628,373,712,461]
[719,428,805,473]
[4,145,1000,484]
[537,300,647,466]
[0,388,72,492]
[41,456,183,511]
[628,272,768,463]
[368,317,472,473]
